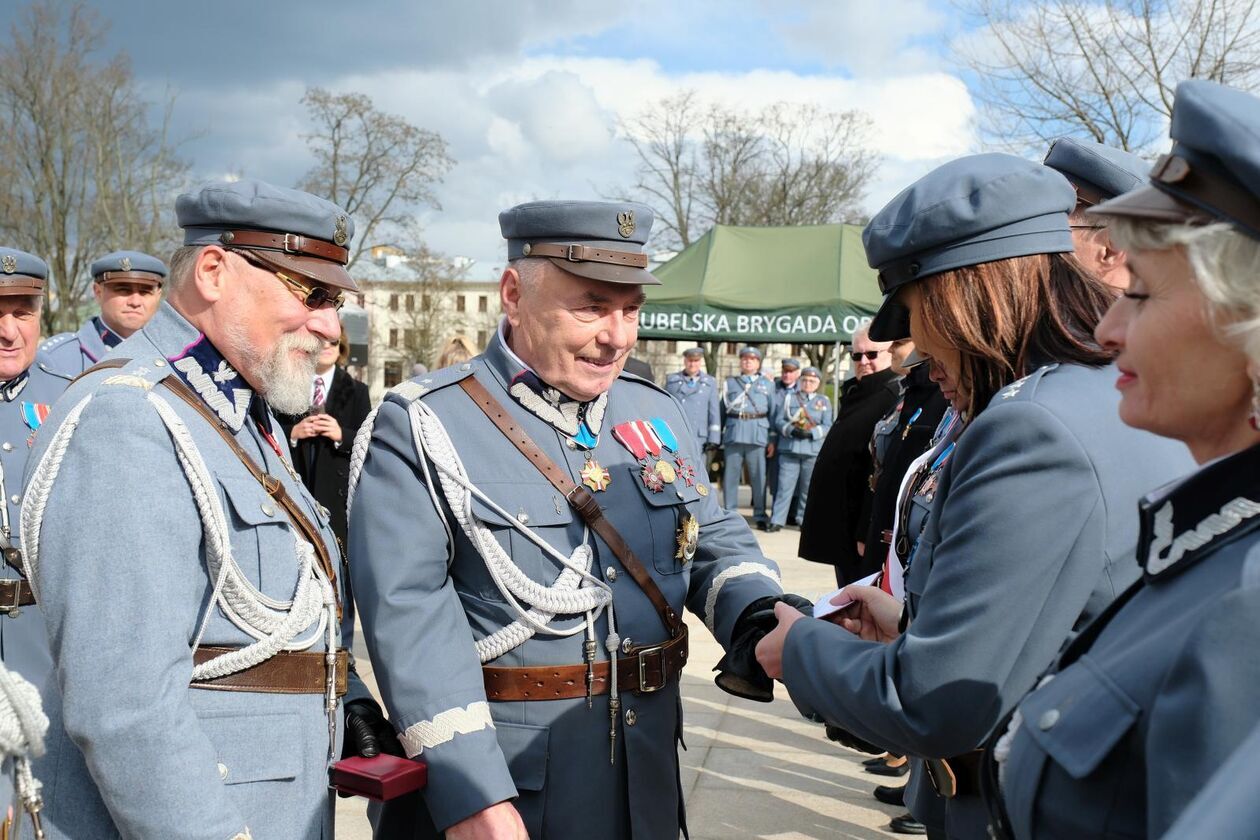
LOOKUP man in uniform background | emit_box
[665,346,720,452]
[349,199,805,839]
[39,250,166,375]
[722,346,773,528]
[766,357,800,516]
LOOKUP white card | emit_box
[812,570,881,619]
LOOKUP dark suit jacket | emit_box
[277,366,372,547]
[797,368,901,577]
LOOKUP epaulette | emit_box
[994,362,1060,404]
[88,356,176,394]
[38,332,77,353]
[618,369,668,395]
[385,362,477,405]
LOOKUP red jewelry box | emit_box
[329,755,428,801]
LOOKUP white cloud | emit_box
[772,0,948,76]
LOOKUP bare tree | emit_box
[298,88,454,269]
[618,93,879,250]
[0,1,189,333]
[394,245,470,369]
[956,0,1260,151]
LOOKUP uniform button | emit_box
[1,442,12,452]
[621,637,633,654]
[605,566,617,582]
[624,709,637,726]
[1038,709,1060,731]
[217,762,229,780]
[8,495,18,506]
[566,440,577,450]
[517,511,529,525]
[260,503,275,517]
[153,358,166,367]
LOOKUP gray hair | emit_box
[165,245,204,293]
[1109,218,1260,365]
[511,256,548,291]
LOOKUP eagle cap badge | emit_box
[119,256,132,271]
[333,214,349,247]
[617,210,635,238]
[1,255,15,274]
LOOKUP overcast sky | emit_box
[1,0,985,278]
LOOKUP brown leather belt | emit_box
[191,646,348,696]
[218,229,350,263]
[735,412,767,420]
[924,750,984,798]
[483,627,688,701]
[0,579,35,614]
[521,242,648,268]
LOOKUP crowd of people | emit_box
[0,76,1257,840]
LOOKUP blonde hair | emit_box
[1109,218,1260,366]
[437,334,478,368]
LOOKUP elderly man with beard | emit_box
[20,180,389,839]
[349,200,807,840]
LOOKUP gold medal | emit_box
[654,459,677,484]
[675,513,699,563]
[580,459,612,491]
[696,483,709,497]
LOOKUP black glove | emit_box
[790,427,811,439]
[714,594,813,702]
[343,698,404,760]
[703,443,719,453]
[824,722,886,755]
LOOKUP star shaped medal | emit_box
[581,458,612,491]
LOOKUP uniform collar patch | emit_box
[0,372,30,403]
[93,316,123,349]
[168,334,252,431]
[1139,443,1260,579]
[508,368,608,440]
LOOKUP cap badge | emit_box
[119,256,132,272]
[333,215,349,246]
[617,210,636,238]
[1,256,15,274]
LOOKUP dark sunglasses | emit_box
[852,350,885,361]
[235,251,345,312]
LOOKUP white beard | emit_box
[225,326,321,415]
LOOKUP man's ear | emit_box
[192,246,232,303]
[501,265,522,326]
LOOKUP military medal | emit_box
[580,459,612,491]
[696,484,709,497]
[640,463,665,492]
[654,459,677,484]
[674,456,696,487]
[675,513,699,563]
[613,420,675,492]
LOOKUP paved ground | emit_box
[337,500,904,838]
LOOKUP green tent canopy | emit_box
[638,223,882,343]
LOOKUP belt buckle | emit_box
[0,581,21,617]
[565,244,583,262]
[282,232,302,254]
[636,645,666,693]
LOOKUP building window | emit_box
[668,340,677,353]
[389,328,398,349]
[476,329,488,347]
[405,294,415,312]
[422,293,430,309]
[478,295,488,313]
[456,295,466,313]
[404,329,416,349]
[384,361,402,388]
[389,294,399,312]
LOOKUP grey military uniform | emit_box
[721,374,773,521]
[769,390,831,527]
[1163,718,1260,839]
[349,330,784,838]
[39,316,122,376]
[664,370,720,446]
[780,363,1193,837]
[24,303,361,839]
[998,443,1260,839]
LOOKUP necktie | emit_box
[313,376,325,408]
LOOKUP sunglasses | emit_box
[235,251,345,312]
[852,350,885,361]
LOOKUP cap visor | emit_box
[902,348,927,369]
[1087,185,1208,225]
[867,296,910,342]
[241,248,357,293]
[547,257,660,286]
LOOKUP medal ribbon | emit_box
[647,417,678,453]
[635,420,663,457]
[612,421,650,461]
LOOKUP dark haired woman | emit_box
[754,154,1192,839]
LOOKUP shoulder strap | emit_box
[458,376,683,638]
[79,357,341,617]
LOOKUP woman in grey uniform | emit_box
[989,80,1260,839]
[755,153,1192,839]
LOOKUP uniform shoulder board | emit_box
[35,360,74,382]
[39,332,77,353]
[665,372,683,383]
[91,356,176,393]
[385,361,478,406]
[995,362,1060,404]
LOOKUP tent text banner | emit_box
[637,306,872,343]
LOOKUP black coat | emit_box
[277,366,372,548]
[798,368,901,579]
[859,364,950,580]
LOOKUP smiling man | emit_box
[40,250,167,375]
[21,180,383,839]
[350,200,806,840]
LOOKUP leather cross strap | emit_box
[77,358,341,618]
[458,376,683,638]
[0,579,35,613]
[192,646,349,696]
[521,242,649,268]
[482,626,688,701]
[217,229,349,264]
